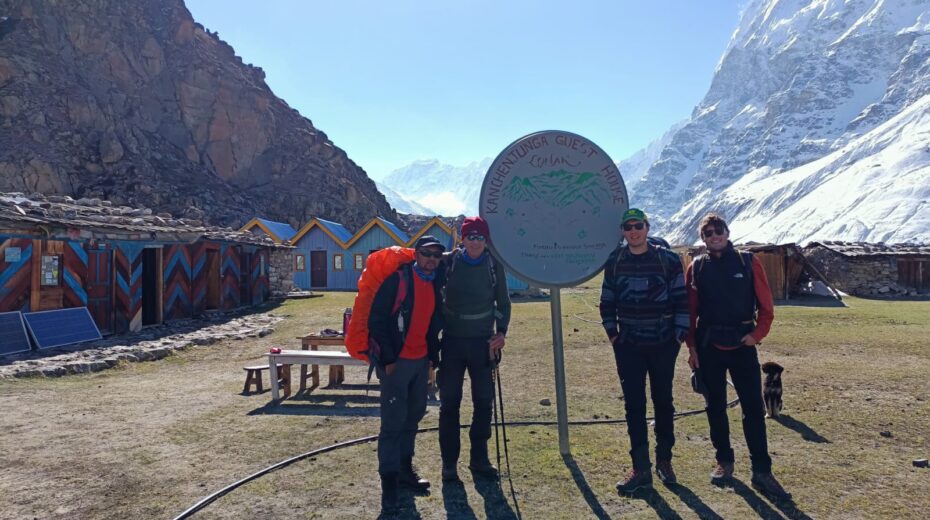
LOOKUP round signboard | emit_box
[479,130,628,287]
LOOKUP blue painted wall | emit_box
[341,226,406,289]
[419,223,455,250]
[292,227,341,290]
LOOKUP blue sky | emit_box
[186,1,744,180]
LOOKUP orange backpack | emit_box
[345,246,416,362]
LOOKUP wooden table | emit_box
[298,334,350,392]
[268,350,367,401]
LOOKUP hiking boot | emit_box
[468,458,499,480]
[655,460,677,485]
[751,472,792,500]
[615,468,653,494]
[710,461,734,481]
[441,463,460,482]
[380,473,399,513]
[399,458,430,491]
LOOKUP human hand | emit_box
[384,363,397,376]
[489,333,506,351]
[741,334,758,346]
[688,347,700,369]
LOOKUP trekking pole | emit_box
[491,348,503,483]
[494,348,523,519]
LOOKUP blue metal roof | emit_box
[257,218,298,241]
[316,218,354,244]
[378,217,409,243]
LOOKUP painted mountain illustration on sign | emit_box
[503,170,605,210]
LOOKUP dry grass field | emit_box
[1,279,929,519]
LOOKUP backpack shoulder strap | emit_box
[654,244,670,281]
[392,265,411,315]
[694,253,709,286]
[446,248,462,278]
[487,252,498,288]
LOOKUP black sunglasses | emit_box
[417,250,443,258]
[702,226,727,238]
[465,234,486,242]
[622,222,645,231]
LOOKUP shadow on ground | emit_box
[248,393,380,417]
[773,414,830,443]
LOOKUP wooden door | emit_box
[206,250,221,309]
[898,259,928,292]
[310,251,327,288]
[239,249,252,305]
[86,246,112,333]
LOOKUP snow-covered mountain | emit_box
[618,120,686,202]
[374,181,434,215]
[379,158,491,217]
[625,0,930,244]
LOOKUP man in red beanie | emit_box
[437,216,511,481]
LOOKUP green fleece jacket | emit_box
[441,251,511,339]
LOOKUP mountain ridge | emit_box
[0,0,393,229]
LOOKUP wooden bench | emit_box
[268,350,367,401]
[242,364,289,395]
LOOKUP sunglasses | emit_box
[702,226,727,238]
[622,222,645,231]
[417,250,443,259]
[465,234,486,242]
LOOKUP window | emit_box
[260,254,266,276]
[354,254,364,270]
[295,254,306,271]
[334,253,344,271]
[41,255,61,286]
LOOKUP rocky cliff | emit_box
[0,0,393,229]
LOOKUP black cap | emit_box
[414,235,445,251]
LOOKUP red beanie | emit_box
[461,216,490,239]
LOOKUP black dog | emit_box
[761,361,784,418]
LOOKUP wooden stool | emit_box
[243,364,289,395]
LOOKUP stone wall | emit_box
[804,247,918,296]
[268,248,294,297]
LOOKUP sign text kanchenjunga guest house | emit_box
[480,131,628,287]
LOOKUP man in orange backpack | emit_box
[369,235,445,513]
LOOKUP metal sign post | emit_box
[548,287,570,454]
[479,130,627,456]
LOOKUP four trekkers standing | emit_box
[686,213,791,500]
[368,235,445,513]
[599,208,690,492]
[437,216,511,482]
[363,210,791,512]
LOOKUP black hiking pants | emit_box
[612,339,681,470]
[699,342,772,473]
[438,336,495,465]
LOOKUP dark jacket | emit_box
[599,243,689,346]
[436,248,511,339]
[368,262,442,367]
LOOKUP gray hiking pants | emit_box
[377,356,429,475]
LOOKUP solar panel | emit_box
[23,307,102,350]
[0,311,32,355]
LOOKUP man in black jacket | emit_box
[369,236,444,513]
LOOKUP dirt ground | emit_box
[1,284,929,519]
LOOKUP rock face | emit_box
[0,0,394,230]
[622,0,930,245]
